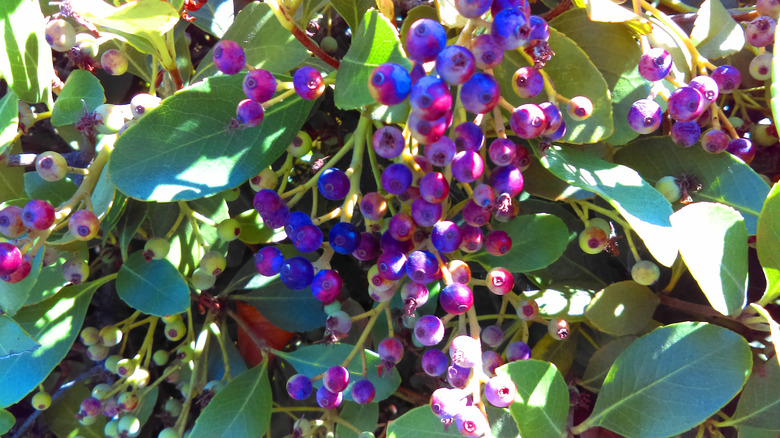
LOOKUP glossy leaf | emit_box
[0,410,12,435]
[0,276,112,408]
[190,359,272,438]
[242,276,328,332]
[0,0,53,103]
[50,70,105,126]
[466,214,569,272]
[335,10,412,110]
[497,359,569,438]
[0,247,43,316]
[25,247,89,306]
[329,0,374,31]
[494,28,613,144]
[0,315,38,358]
[689,0,744,59]
[577,322,752,437]
[192,2,309,81]
[387,405,461,437]
[727,359,780,431]
[337,402,379,438]
[757,182,780,305]
[42,381,106,437]
[738,426,780,438]
[0,89,19,152]
[117,199,148,261]
[278,343,401,403]
[580,336,636,392]
[647,15,693,79]
[574,0,652,34]
[540,145,677,267]
[116,251,190,317]
[614,136,770,234]
[23,172,77,206]
[110,74,314,201]
[525,288,596,321]
[190,0,234,38]
[585,281,660,336]
[670,202,747,317]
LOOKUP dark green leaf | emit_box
[670,202,747,317]
[0,0,53,103]
[585,281,660,335]
[727,359,780,431]
[23,172,77,206]
[690,0,744,59]
[190,0,234,38]
[487,405,521,438]
[42,381,106,438]
[578,322,752,437]
[738,426,780,438]
[50,70,105,126]
[387,405,461,437]
[117,199,148,261]
[329,0,374,31]
[614,136,770,234]
[136,386,159,428]
[529,332,578,377]
[0,409,13,435]
[116,251,190,317]
[0,247,43,316]
[242,277,327,332]
[190,359,271,438]
[757,182,780,305]
[337,402,379,438]
[0,315,39,358]
[110,74,314,201]
[465,213,568,272]
[278,344,401,402]
[580,336,636,392]
[335,10,412,110]
[206,329,247,381]
[0,276,112,408]
[497,359,569,438]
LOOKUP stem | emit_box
[340,116,370,222]
[341,301,389,368]
[264,0,340,69]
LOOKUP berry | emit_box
[758,0,780,18]
[372,125,405,159]
[405,250,440,284]
[378,336,404,369]
[46,19,76,51]
[489,138,517,167]
[165,319,186,341]
[287,374,313,400]
[456,405,491,437]
[284,211,312,237]
[447,364,472,388]
[405,19,447,63]
[68,209,100,241]
[158,428,178,438]
[511,103,546,139]
[320,35,338,54]
[529,15,550,41]
[506,340,532,361]
[460,73,500,114]
[31,391,52,410]
[74,32,99,59]
[449,259,471,284]
[414,314,445,346]
[711,65,741,94]
[746,16,776,47]
[117,391,139,411]
[701,128,729,154]
[368,63,412,105]
[236,99,264,127]
[567,96,594,121]
[632,260,661,285]
[0,242,22,276]
[430,387,467,420]
[381,163,413,195]
[440,283,474,315]
[22,200,55,230]
[152,350,169,366]
[293,67,325,100]
[0,205,24,238]
[449,335,481,368]
[655,176,681,202]
[254,246,284,276]
[311,269,342,304]
[316,386,342,409]
[484,375,517,408]
[421,348,449,376]
[376,250,408,281]
[451,150,484,183]
[117,414,141,437]
[2,254,30,283]
[512,66,544,98]
[425,137,457,168]
[323,366,350,393]
[516,297,539,321]
[401,282,429,313]
[482,350,503,376]
[462,200,491,227]
[200,251,226,276]
[388,213,415,241]
[491,7,530,50]
[749,53,773,81]
[430,221,461,253]
[79,396,102,418]
[514,145,531,171]
[481,324,504,347]
[243,69,276,103]
[454,0,491,18]
[359,192,388,222]
[670,121,701,147]
[141,237,169,261]
[101,49,128,75]
[351,380,375,404]
[329,222,361,254]
[628,99,662,134]
[470,34,503,70]
[80,326,99,346]
[213,40,245,75]
[485,230,512,256]
[453,122,484,151]
[410,198,442,227]
[579,225,608,254]
[407,110,449,144]
[472,183,495,209]
[291,224,323,253]
[487,267,514,295]
[86,344,109,361]
[288,130,313,157]
[638,47,672,82]
[279,256,315,290]
[726,138,755,164]
[435,45,476,85]
[668,87,705,122]
[35,151,68,182]
[688,75,719,104]
[216,218,241,242]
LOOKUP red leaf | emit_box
[236,302,294,367]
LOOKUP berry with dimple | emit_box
[217,218,241,242]
[405,250,440,284]
[316,386,342,409]
[670,121,701,147]
[372,125,405,159]
[512,66,544,98]
[381,163,413,195]
[200,251,226,276]
[0,242,22,277]
[410,76,452,121]
[548,318,570,340]
[453,122,484,152]
[378,336,404,373]
[22,200,55,230]
[411,198,442,227]
[130,93,161,119]
[628,99,662,134]
[462,200,491,227]
[485,230,512,256]
[668,86,704,122]
[401,282,429,315]
[80,326,99,346]
[482,350,503,376]
[360,192,388,221]
[711,65,741,94]
[46,19,76,52]
[376,250,407,281]
[292,224,323,253]
[288,130,312,157]
[435,45,476,85]
[408,110,450,144]
[688,75,719,104]
[758,0,780,18]
[79,395,102,419]
[746,16,776,47]
[351,379,375,404]
[243,69,276,103]
[117,391,139,411]
[451,150,485,184]
[638,47,672,82]
[318,168,350,201]
[213,40,245,74]
[1,254,30,283]
[579,225,608,254]
[329,221,361,254]
[280,256,315,290]
[529,15,550,41]
[284,211,312,237]
[514,145,531,171]
[430,387,467,420]
[454,0,491,17]
[425,137,457,167]
[567,96,594,121]
[323,366,350,393]
[460,72,500,114]
[388,213,415,241]
[655,176,681,202]
[506,340,532,361]
[69,209,100,241]
[449,259,471,284]
[0,205,24,238]
[93,103,130,134]
[489,164,524,197]
[440,283,473,315]
[32,391,52,410]
[165,319,186,341]
[749,53,773,80]
[36,151,68,182]
[311,269,342,304]
[449,335,481,368]
[414,314,445,346]
[511,103,547,139]
[470,33,503,70]
[486,267,514,295]
[235,99,264,127]
[253,189,283,217]
[419,173,450,205]
[544,122,567,141]
[421,348,448,376]
[701,128,729,154]
[472,184,495,209]
[456,405,491,437]
[254,246,284,276]
[489,138,517,167]
[484,375,517,408]
[287,374,313,400]
[632,260,661,285]
[491,7,530,50]
[516,297,539,321]
[117,414,141,437]
[293,66,325,100]
[431,221,462,253]
[447,364,471,388]
[142,237,170,262]
[87,343,109,361]
[369,63,412,105]
[369,262,398,293]
[101,49,128,75]
[726,138,755,164]
[405,19,447,63]
[369,280,398,302]
[481,324,504,348]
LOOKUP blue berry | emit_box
[353,232,380,261]
[350,380,375,404]
[491,0,530,16]
[411,198,442,227]
[453,122,484,151]
[435,45,476,85]
[22,200,55,230]
[369,63,412,105]
[459,224,484,253]
[293,66,325,100]
[323,366,350,393]
[667,86,704,122]
[510,103,546,139]
[284,211,312,237]
[407,110,450,144]
[329,222,362,254]
[377,250,408,281]
[213,40,245,75]
[316,386,342,409]
[671,121,701,147]
[318,168,350,201]
[372,125,405,159]
[286,374,313,400]
[451,150,484,183]
[460,73,500,114]
[421,348,448,376]
[488,138,517,167]
[405,19,447,63]
[414,314,445,346]
[431,221,462,253]
[726,138,755,163]
[688,75,719,104]
[528,15,550,41]
[440,283,473,315]
[279,256,314,290]
[243,69,276,103]
[539,102,563,135]
[512,66,544,98]
[419,172,450,203]
[711,65,741,94]
[236,99,264,127]
[638,47,672,82]
[489,164,524,197]
[292,224,323,253]
[381,163,413,195]
[470,34,503,70]
[254,246,284,276]
[454,0,491,17]
[410,76,452,121]
[406,250,441,284]
[506,340,531,361]
[253,189,283,217]
[543,122,567,141]
[263,203,290,229]
[491,7,530,50]
[627,99,662,134]
[424,137,457,167]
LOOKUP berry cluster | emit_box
[45,18,129,75]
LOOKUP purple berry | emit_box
[638,47,672,82]
[510,103,546,139]
[472,183,495,209]
[293,66,325,100]
[485,230,512,256]
[369,63,412,105]
[528,15,550,41]
[701,128,729,153]
[440,283,474,315]
[388,213,415,241]
[311,269,342,304]
[424,137,457,167]
[688,75,719,104]
[430,387,467,419]
[628,99,662,134]
[449,335,481,368]
[410,62,426,84]
[447,364,471,388]
[329,222,361,254]
[291,224,323,253]
[22,200,55,230]
[488,138,517,167]
[421,349,449,376]
[539,101,563,135]
[670,121,701,147]
[462,200,491,227]
[726,138,755,163]
[381,163,413,195]
[484,375,517,408]
[2,254,31,283]
[454,0,491,18]
[243,69,276,103]
[0,242,22,276]
[213,40,245,75]
[318,168,350,201]
[406,250,440,284]
[491,0,530,17]
[470,34,504,70]
[757,0,780,18]
[315,386,342,409]
[489,164,524,197]
[711,65,741,94]
[491,7,530,50]
[378,337,404,370]
[323,366,350,393]
[667,86,705,122]
[411,198,442,227]
[284,211,312,237]
[253,189,282,217]
[459,224,484,253]
[408,110,450,144]
[254,246,284,276]
[381,231,414,253]
[352,232,380,261]
[410,76,452,121]
[287,374,313,400]
[482,350,503,376]
[0,206,24,238]
[401,282,429,314]
[435,45,476,85]
[512,66,544,98]
[544,121,567,141]
[279,256,314,290]
[372,125,405,159]
[68,209,100,241]
[405,19,447,63]
[236,99,264,127]
[431,221,462,253]
[351,380,375,404]
[360,192,387,221]
[506,340,531,361]
[481,325,504,347]
[460,73,500,114]
[746,16,776,47]
[376,250,407,281]
[419,172,450,203]
[453,122,484,151]
[514,145,531,171]
[451,150,484,183]
[326,310,352,337]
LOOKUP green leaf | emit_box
[493,28,613,144]
[647,15,693,79]
[335,10,412,110]
[670,202,747,317]
[0,276,112,408]
[25,247,89,305]
[0,315,39,357]
[110,74,314,201]
[42,381,106,438]
[135,386,159,428]
[738,426,780,438]
[585,281,660,336]
[190,0,234,38]
[578,322,752,438]
[525,288,596,320]
[497,359,569,438]
[576,0,652,34]
[116,251,190,317]
[243,277,328,332]
[23,172,77,206]
[278,343,401,403]
[757,182,780,305]
[0,247,43,316]
[0,0,53,103]
[0,88,19,152]
[727,359,780,431]
[580,336,636,392]
[0,409,13,435]
[540,145,677,267]
[50,70,105,126]
[689,0,744,59]
[530,332,578,378]
[337,402,379,438]
[117,199,148,261]
[387,405,461,437]
[192,2,310,81]
[329,0,374,31]
[0,167,24,201]
[486,405,521,438]
[613,136,770,234]
[189,359,271,438]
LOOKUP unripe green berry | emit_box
[249,167,277,191]
[578,226,608,254]
[35,151,68,181]
[191,267,216,290]
[74,33,99,58]
[68,209,100,241]
[199,251,226,276]
[100,325,123,347]
[143,237,170,261]
[116,357,137,377]
[130,93,162,119]
[287,130,313,157]
[92,383,113,400]
[87,343,109,361]
[158,428,178,438]
[105,354,122,373]
[655,176,681,203]
[94,103,130,134]
[62,255,89,285]
[31,391,52,410]
[79,414,98,426]
[101,49,128,76]
[46,19,76,51]
[323,300,341,315]
[222,187,240,202]
[164,398,183,416]
[294,418,312,437]
[117,392,139,411]
[751,122,778,147]
[176,344,195,362]
[165,320,186,341]
[548,318,570,340]
[105,419,120,438]
[152,349,169,366]
[320,35,338,54]
[217,218,241,241]
[588,217,610,235]
[117,414,141,437]
[162,313,182,324]
[80,326,100,346]
[631,260,661,285]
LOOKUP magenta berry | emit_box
[484,375,517,408]
[360,192,387,220]
[421,349,448,376]
[372,125,405,159]
[430,387,467,420]
[405,250,440,284]
[424,137,457,167]
[419,172,450,204]
[414,314,445,346]
[254,246,284,276]
[22,200,55,230]
[628,99,662,134]
[510,103,546,139]
[449,335,481,368]
[351,379,375,404]
[435,45,476,85]
[486,267,514,295]
[638,47,672,82]
[405,18,447,63]
[489,164,524,197]
[512,66,544,98]
[451,150,484,183]
[407,110,449,144]
[459,225,484,253]
[431,221,462,253]
[447,364,472,388]
[440,283,474,315]
[0,205,25,238]
[671,121,701,147]
[401,282,429,315]
[482,350,503,376]
[352,232,380,261]
[472,183,495,209]
[311,269,342,304]
[711,65,741,94]
[378,337,404,371]
[470,34,504,70]
[368,63,412,105]
[462,200,491,227]
[516,297,539,321]
[667,86,704,122]
[242,69,276,103]
[388,213,415,241]
[454,0,491,18]
[235,99,264,127]
[213,40,245,74]
[726,138,755,164]
[540,101,563,135]
[529,15,550,41]
[701,128,729,154]
[0,243,23,277]
[491,7,530,50]
[2,255,31,283]
[506,340,532,361]
[317,168,350,200]
[315,386,342,409]
[411,198,442,227]
[456,405,491,437]
[688,75,719,104]
[460,72,500,114]
[68,209,100,240]
[323,366,350,393]
[488,138,517,167]
[567,96,593,121]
